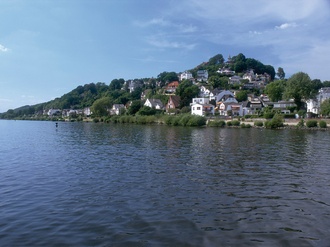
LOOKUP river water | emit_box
[1,120,330,246]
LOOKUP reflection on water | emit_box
[1,120,330,246]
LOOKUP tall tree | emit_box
[284,72,315,109]
[208,54,224,65]
[276,67,285,79]
[265,80,286,102]
[176,80,199,107]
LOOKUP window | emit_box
[197,107,201,110]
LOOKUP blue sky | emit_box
[1,0,330,113]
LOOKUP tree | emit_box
[276,67,285,79]
[323,81,330,87]
[208,54,224,66]
[265,80,286,102]
[91,97,111,117]
[176,80,199,108]
[157,71,178,83]
[126,100,142,115]
[235,91,248,102]
[320,99,330,116]
[109,78,125,91]
[284,72,315,110]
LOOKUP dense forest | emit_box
[1,52,330,120]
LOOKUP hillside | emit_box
[0,52,277,119]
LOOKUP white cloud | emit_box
[275,22,298,30]
[0,44,9,52]
[147,37,196,50]
[133,18,169,28]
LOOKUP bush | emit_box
[306,120,318,128]
[226,121,233,126]
[207,120,226,127]
[179,114,191,126]
[187,115,206,126]
[296,119,304,128]
[241,123,251,128]
[265,114,284,129]
[319,120,327,128]
[254,121,264,127]
[231,120,241,126]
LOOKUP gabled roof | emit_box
[168,95,181,108]
[147,99,164,108]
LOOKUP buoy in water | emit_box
[55,122,58,127]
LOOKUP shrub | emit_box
[241,123,251,128]
[319,120,327,128]
[306,120,318,128]
[231,120,241,126]
[179,114,192,126]
[187,115,206,126]
[296,119,304,128]
[227,121,233,126]
[254,121,264,127]
[207,120,226,127]
[263,112,275,119]
[265,114,284,129]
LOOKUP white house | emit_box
[110,104,125,115]
[47,109,61,116]
[191,98,214,116]
[196,70,208,82]
[180,71,193,81]
[199,86,211,98]
[217,102,243,116]
[306,87,330,115]
[144,99,164,110]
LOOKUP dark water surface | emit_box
[1,120,330,246]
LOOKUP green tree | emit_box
[91,97,111,117]
[126,100,142,115]
[284,72,315,110]
[320,99,330,116]
[208,54,224,65]
[109,78,125,91]
[276,67,285,79]
[176,80,199,107]
[235,91,248,102]
[157,71,178,83]
[265,80,286,102]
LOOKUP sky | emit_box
[1,0,330,113]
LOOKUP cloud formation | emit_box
[0,44,9,52]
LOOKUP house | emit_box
[306,87,330,115]
[199,85,211,98]
[196,70,208,82]
[47,109,61,116]
[144,99,164,110]
[217,68,235,76]
[273,100,296,114]
[110,104,125,115]
[209,88,222,101]
[243,69,256,82]
[217,102,243,116]
[228,75,242,85]
[180,71,193,81]
[190,98,214,116]
[166,95,181,113]
[127,79,143,93]
[215,90,238,103]
[247,98,263,114]
[165,81,179,94]
[83,107,92,116]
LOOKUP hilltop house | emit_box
[180,71,193,81]
[196,70,208,82]
[144,99,164,110]
[191,98,214,116]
